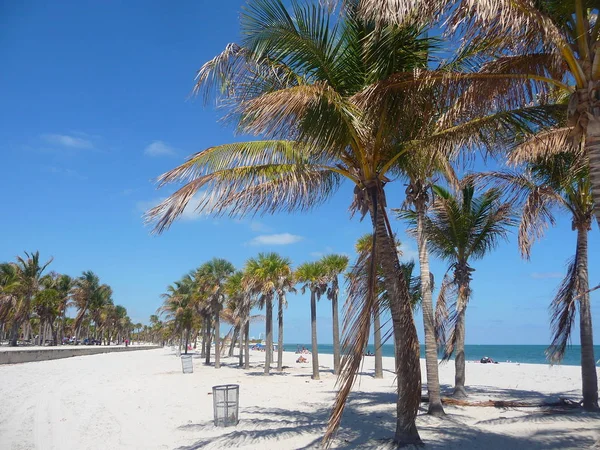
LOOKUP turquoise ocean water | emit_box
[290,344,600,366]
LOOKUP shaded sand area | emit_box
[1,347,599,449]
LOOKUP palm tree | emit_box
[479,145,598,411]
[144,2,427,442]
[244,253,287,375]
[71,271,110,342]
[54,274,73,344]
[159,276,195,355]
[392,147,457,415]
[296,261,328,380]
[359,1,600,223]
[195,258,235,368]
[421,182,514,398]
[272,255,294,372]
[224,271,250,366]
[7,251,53,346]
[320,254,349,376]
[0,263,20,343]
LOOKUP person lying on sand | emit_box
[296,355,308,363]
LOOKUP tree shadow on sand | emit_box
[173,389,600,449]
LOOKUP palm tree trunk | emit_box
[369,187,421,445]
[417,205,445,415]
[575,227,599,410]
[184,328,190,355]
[453,290,468,399]
[373,303,383,379]
[264,296,273,375]
[201,319,207,358]
[229,325,239,357]
[585,114,600,225]
[277,292,285,371]
[205,318,212,365]
[238,323,244,367]
[310,289,320,380]
[244,321,250,370]
[215,309,221,369]
[332,277,341,375]
[9,321,19,346]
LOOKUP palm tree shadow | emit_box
[172,390,600,449]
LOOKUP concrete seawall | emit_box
[0,345,161,365]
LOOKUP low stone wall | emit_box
[0,345,161,365]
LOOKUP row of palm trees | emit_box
[144,0,600,445]
[156,254,355,378]
[0,252,135,346]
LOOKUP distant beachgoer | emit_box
[296,355,308,363]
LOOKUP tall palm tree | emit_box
[0,263,20,342]
[360,1,600,224]
[144,2,428,442]
[273,255,294,372]
[196,258,235,368]
[296,261,328,380]
[320,254,349,375]
[54,274,73,344]
[421,182,514,398]
[480,145,598,411]
[159,276,195,355]
[393,147,456,415]
[225,270,251,367]
[244,253,286,375]
[71,271,110,342]
[7,251,53,346]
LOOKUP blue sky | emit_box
[1,0,598,346]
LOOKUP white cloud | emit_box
[248,233,304,246]
[43,134,93,149]
[530,272,563,280]
[399,241,419,262]
[249,221,272,233]
[144,140,176,157]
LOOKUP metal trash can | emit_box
[212,384,239,427]
[181,354,193,374]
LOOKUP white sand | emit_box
[0,347,598,449]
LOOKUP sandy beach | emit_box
[0,347,599,450]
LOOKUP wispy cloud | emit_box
[144,140,176,157]
[399,241,419,262]
[249,221,272,233]
[248,233,303,246]
[310,246,334,258]
[530,272,563,280]
[43,166,87,180]
[42,133,93,149]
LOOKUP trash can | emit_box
[181,354,193,374]
[212,384,239,427]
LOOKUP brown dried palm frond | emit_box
[355,0,442,27]
[145,140,344,233]
[471,170,564,259]
[546,256,578,363]
[434,273,457,352]
[358,1,570,65]
[238,82,364,151]
[324,238,377,445]
[193,43,303,107]
[508,127,577,165]
[421,104,567,158]
[356,70,564,132]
